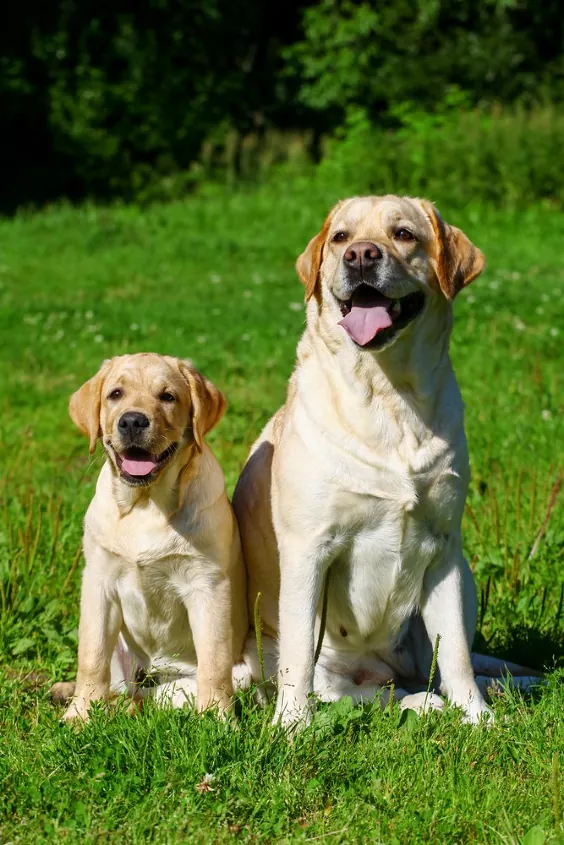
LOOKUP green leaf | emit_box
[522,826,545,845]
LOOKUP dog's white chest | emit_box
[116,559,196,670]
[84,503,204,672]
[323,438,467,651]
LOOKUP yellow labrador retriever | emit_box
[59,353,248,722]
[233,195,538,729]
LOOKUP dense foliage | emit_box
[2,0,564,209]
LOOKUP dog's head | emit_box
[69,354,225,486]
[296,196,485,351]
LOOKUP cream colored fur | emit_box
[234,196,539,729]
[59,353,248,722]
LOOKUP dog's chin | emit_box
[108,443,179,486]
[333,284,426,352]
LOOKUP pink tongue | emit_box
[121,456,157,476]
[338,296,392,346]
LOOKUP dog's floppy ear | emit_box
[69,361,111,453]
[422,201,485,299]
[296,205,340,301]
[178,361,226,452]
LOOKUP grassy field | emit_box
[0,182,563,843]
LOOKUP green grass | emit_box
[0,182,563,843]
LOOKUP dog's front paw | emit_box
[446,681,494,725]
[272,692,314,732]
[459,698,494,725]
[62,698,91,724]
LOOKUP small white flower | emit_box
[488,281,499,290]
[94,334,104,343]
[252,273,263,285]
[541,293,549,303]
[241,333,250,342]
[243,290,252,298]
[53,329,65,341]
[535,307,544,315]
[195,772,215,793]
[130,323,139,331]
[541,409,552,421]
[197,335,206,344]
[85,310,94,319]
[513,318,526,331]
[550,327,559,337]
[466,295,476,304]
[289,302,302,311]
[511,272,521,280]
[209,274,221,284]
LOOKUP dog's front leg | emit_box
[421,544,492,724]
[274,538,328,731]
[185,579,234,717]
[63,559,122,723]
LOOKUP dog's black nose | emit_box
[343,241,383,270]
[118,412,150,436]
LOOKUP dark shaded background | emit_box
[2,0,563,212]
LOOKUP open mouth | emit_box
[337,284,426,349]
[113,443,178,485]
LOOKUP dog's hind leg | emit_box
[153,676,198,708]
[471,653,543,678]
[243,631,278,706]
[50,681,76,704]
[475,674,545,699]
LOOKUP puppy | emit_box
[59,353,248,722]
[233,196,539,729]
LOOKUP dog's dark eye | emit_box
[332,231,348,243]
[159,392,175,403]
[108,389,123,401]
[394,228,416,242]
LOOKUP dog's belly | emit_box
[117,563,197,675]
[322,501,447,662]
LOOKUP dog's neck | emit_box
[109,443,200,518]
[301,295,456,430]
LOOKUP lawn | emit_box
[0,183,563,843]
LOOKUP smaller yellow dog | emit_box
[56,353,248,722]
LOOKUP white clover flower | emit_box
[289,302,302,311]
[513,318,526,331]
[209,274,221,284]
[94,334,104,343]
[541,409,551,421]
